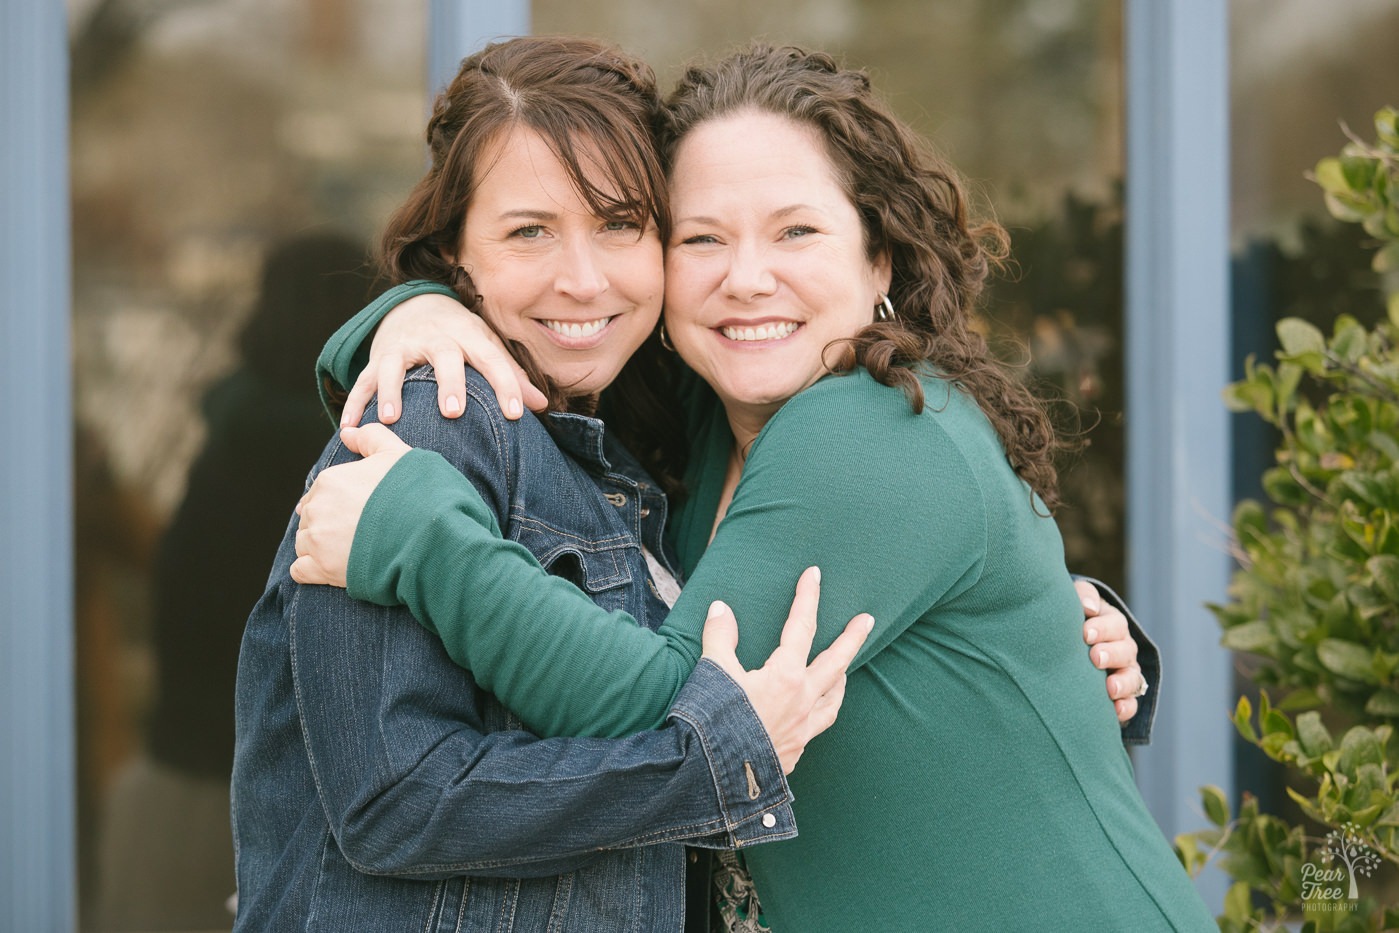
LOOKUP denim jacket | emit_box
[231,366,795,932]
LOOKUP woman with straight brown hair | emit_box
[232,36,872,932]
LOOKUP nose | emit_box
[722,242,776,303]
[554,237,608,302]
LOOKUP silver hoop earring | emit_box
[875,293,896,322]
[659,324,676,352]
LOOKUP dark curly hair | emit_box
[376,35,689,498]
[659,44,1066,508]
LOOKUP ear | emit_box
[872,250,893,297]
[440,225,466,267]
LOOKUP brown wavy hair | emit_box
[376,35,689,497]
[658,44,1066,508]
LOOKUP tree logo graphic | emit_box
[1319,822,1382,900]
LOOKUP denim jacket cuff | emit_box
[666,659,797,848]
[1074,575,1161,746]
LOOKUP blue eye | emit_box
[783,225,817,239]
[680,234,718,245]
[513,225,543,239]
[603,220,640,233]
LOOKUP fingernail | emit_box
[811,566,821,584]
[507,398,523,419]
[1097,648,1110,667]
[864,616,875,633]
[707,600,728,620]
[381,401,396,420]
[444,395,461,415]
[1085,626,1098,643]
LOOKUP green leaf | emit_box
[1369,554,1399,603]
[1234,695,1258,743]
[1377,107,1399,149]
[1174,833,1202,875]
[1315,156,1349,196]
[1364,689,1399,717]
[1317,638,1378,683]
[1221,620,1278,654]
[1333,315,1368,361]
[1278,688,1324,712]
[1341,155,1379,193]
[1296,711,1334,756]
[1222,881,1254,921]
[1374,241,1399,274]
[1263,708,1295,740]
[1338,726,1385,773]
[1278,318,1327,357]
[1202,784,1231,827]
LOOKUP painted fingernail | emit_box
[381,401,396,420]
[1085,626,1098,643]
[507,398,523,419]
[444,395,461,415]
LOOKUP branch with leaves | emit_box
[1176,107,1399,932]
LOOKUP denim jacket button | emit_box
[605,492,627,507]
[761,813,777,828]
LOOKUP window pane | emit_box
[69,1,427,927]
[536,0,1129,583]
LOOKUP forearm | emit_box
[291,576,792,879]
[348,448,697,738]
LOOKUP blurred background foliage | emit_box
[1177,107,1399,932]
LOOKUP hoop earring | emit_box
[659,323,676,352]
[875,293,897,322]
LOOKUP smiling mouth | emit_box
[542,317,615,339]
[719,322,800,342]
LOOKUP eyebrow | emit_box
[673,204,824,226]
[497,209,559,222]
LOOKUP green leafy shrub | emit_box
[1177,107,1399,932]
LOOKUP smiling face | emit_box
[455,126,664,401]
[663,109,891,438]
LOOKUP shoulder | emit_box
[739,368,989,532]
[371,365,559,513]
[754,368,979,470]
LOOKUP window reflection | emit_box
[69,0,423,927]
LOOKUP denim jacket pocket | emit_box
[511,515,636,614]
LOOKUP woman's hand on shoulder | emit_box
[291,424,413,588]
[1076,580,1146,724]
[700,567,874,774]
[340,293,549,428]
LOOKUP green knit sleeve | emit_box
[315,280,461,423]
[346,446,695,738]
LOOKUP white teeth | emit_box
[543,317,612,339]
[720,321,799,342]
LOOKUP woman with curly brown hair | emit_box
[294,44,1205,930]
